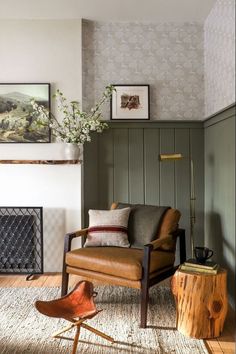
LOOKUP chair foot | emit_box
[81,323,114,343]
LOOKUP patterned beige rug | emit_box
[0,285,208,354]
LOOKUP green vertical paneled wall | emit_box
[84,121,205,258]
[204,105,236,309]
[83,107,235,308]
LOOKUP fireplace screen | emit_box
[0,207,43,275]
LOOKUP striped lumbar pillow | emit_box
[84,207,131,247]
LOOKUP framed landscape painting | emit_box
[0,83,50,143]
[111,84,150,120]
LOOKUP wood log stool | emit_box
[171,268,228,339]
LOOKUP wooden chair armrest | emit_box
[65,228,88,241]
[142,228,186,277]
[145,235,175,251]
[64,228,88,254]
[144,228,185,251]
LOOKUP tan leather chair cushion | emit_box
[66,247,175,281]
[157,208,181,251]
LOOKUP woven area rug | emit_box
[0,285,208,354]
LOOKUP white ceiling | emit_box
[0,0,216,22]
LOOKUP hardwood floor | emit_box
[0,273,235,354]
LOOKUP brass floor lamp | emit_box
[159,153,196,258]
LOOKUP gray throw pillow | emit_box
[116,203,170,248]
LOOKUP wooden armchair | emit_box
[61,203,186,328]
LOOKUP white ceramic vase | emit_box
[64,143,80,160]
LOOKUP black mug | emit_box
[194,247,214,264]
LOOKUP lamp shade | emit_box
[159,153,183,161]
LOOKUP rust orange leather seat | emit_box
[36,280,97,320]
[61,203,186,328]
[35,281,114,354]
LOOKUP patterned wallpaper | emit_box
[204,0,235,117]
[82,20,204,120]
[43,208,65,272]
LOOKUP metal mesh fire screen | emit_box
[0,207,43,275]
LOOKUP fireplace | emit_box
[0,207,43,277]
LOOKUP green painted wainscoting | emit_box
[83,121,205,260]
[204,104,236,309]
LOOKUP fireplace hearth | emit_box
[0,207,43,277]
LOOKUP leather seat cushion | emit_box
[66,247,175,281]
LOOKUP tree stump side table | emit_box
[171,268,228,339]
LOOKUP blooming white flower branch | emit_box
[31,85,115,144]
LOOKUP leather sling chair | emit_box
[61,203,186,328]
[35,280,114,354]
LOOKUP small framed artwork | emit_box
[111,84,150,120]
[0,83,50,143]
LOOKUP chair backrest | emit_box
[111,202,181,251]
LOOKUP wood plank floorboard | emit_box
[0,273,235,354]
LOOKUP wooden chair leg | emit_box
[52,319,84,338]
[61,233,74,297]
[140,284,149,328]
[61,270,69,296]
[81,323,114,343]
[140,244,152,328]
[52,322,74,338]
[72,325,81,354]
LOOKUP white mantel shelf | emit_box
[0,160,81,165]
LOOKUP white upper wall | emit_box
[0,19,82,272]
[0,0,215,22]
[0,19,82,102]
[204,0,235,117]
